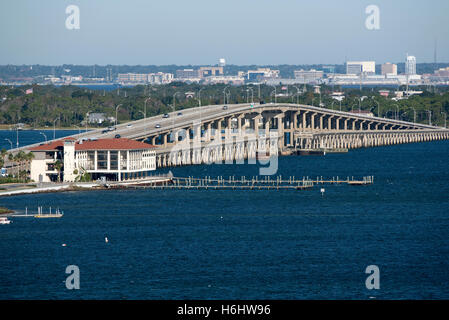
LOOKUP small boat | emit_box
[0,217,11,225]
[34,207,64,218]
[298,149,326,156]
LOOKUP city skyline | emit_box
[1,0,448,65]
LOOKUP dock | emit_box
[124,175,374,190]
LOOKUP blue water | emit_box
[0,130,80,151]
[0,130,448,299]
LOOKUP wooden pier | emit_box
[123,175,374,191]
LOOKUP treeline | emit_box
[0,83,448,128]
[1,63,449,81]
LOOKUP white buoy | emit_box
[105,237,109,243]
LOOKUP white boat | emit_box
[0,217,11,224]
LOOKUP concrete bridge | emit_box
[11,103,449,168]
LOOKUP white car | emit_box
[126,124,132,128]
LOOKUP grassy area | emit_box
[0,207,13,214]
[0,177,27,184]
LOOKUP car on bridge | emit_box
[177,112,183,116]
[155,124,161,129]
[223,105,228,110]
[163,114,169,118]
[115,134,121,138]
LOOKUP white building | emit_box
[294,69,324,84]
[346,61,376,75]
[406,55,417,75]
[30,138,156,183]
[117,72,173,84]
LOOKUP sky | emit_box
[1,0,448,65]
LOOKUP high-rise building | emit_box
[346,61,375,75]
[405,55,416,75]
[381,63,397,76]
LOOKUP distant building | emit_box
[117,73,148,83]
[30,138,156,183]
[322,66,336,74]
[379,90,390,97]
[330,91,345,101]
[433,67,449,77]
[199,66,223,78]
[203,76,245,85]
[219,58,226,67]
[117,72,173,84]
[294,69,324,84]
[405,55,417,75]
[346,61,375,75]
[176,69,200,79]
[88,113,107,124]
[246,68,280,82]
[148,72,173,84]
[381,63,397,76]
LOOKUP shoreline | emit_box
[0,177,172,198]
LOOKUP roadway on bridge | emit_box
[10,102,442,153]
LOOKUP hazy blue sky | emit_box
[1,0,448,65]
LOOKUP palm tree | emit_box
[24,152,34,181]
[14,151,25,182]
[54,160,63,183]
[0,149,7,168]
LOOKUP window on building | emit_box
[110,151,118,170]
[97,151,108,170]
[120,151,127,170]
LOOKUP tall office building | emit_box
[346,61,375,75]
[405,55,416,75]
[381,63,397,75]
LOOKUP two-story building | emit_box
[30,138,156,183]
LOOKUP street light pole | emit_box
[4,138,13,149]
[247,87,254,104]
[271,85,277,104]
[173,92,182,136]
[294,86,300,105]
[16,126,19,148]
[223,86,230,105]
[371,96,380,118]
[39,132,47,142]
[115,104,122,128]
[144,97,150,133]
[198,87,205,107]
[394,104,400,120]
[53,117,59,140]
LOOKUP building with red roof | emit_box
[30,138,156,183]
